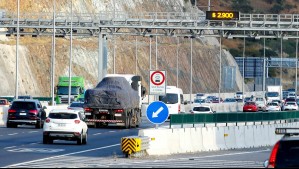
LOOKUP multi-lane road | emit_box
[0,117,271,168]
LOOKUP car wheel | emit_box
[77,132,83,145]
[82,132,87,145]
[35,120,42,129]
[43,136,48,144]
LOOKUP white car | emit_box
[283,102,298,111]
[265,102,281,111]
[191,105,215,114]
[43,109,88,145]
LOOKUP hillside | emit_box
[0,0,245,97]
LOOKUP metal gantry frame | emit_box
[2,12,299,38]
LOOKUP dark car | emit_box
[265,128,299,168]
[67,101,84,111]
[6,99,47,128]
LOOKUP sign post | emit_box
[146,101,169,128]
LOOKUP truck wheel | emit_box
[125,116,130,129]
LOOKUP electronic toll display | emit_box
[206,11,239,20]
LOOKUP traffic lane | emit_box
[0,126,42,148]
[0,127,139,167]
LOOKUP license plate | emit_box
[85,112,91,116]
[20,113,26,116]
[58,123,66,127]
[115,114,122,117]
[248,109,252,111]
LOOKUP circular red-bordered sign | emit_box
[150,71,165,86]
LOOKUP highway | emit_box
[0,117,270,168]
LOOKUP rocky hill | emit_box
[0,0,245,97]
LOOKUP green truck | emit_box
[55,76,85,104]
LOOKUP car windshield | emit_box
[11,101,36,110]
[49,113,78,119]
[193,107,210,112]
[236,92,243,94]
[194,99,205,103]
[57,86,80,95]
[256,98,264,101]
[268,103,278,106]
[159,94,178,104]
[267,92,279,97]
[70,102,84,107]
[276,140,299,168]
[245,102,255,106]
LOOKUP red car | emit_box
[243,101,258,112]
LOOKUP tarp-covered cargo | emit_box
[84,76,140,109]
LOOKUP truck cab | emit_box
[55,76,85,104]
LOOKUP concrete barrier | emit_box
[235,126,246,149]
[138,122,299,156]
[0,106,9,127]
[224,126,237,149]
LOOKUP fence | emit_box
[170,111,299,128]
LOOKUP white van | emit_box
[158,86,186,117]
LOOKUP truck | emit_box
[55,76,85,104]
[266,85,283,103]
[83,74,146,128]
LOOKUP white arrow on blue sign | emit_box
[146,101,169,125]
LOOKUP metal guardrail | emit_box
[170,111,299,128]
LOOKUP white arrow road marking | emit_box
[152,107,164,118]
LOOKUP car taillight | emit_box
[8,109,16,113]
[268,142,280,168]
[114,109,124,113]
[29,110,38,114]
[45,118,51,123]
[84,107,93,112]
[74,120,80,124]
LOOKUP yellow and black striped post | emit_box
[121,136,141,156]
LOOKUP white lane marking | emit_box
[28,131,38,133]
[4,146,17,150]
[93,133,102,136]
[109,131,115,133]
[8,133,18,136]
[6,143,120,168]
[30,142,41,145]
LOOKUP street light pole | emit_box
[135,36,138,75]
[190,38,193,104]
[177,37,180,88]
[296,32,298,95]
[208,0,211,11]
[15,0,20,98]
[68,0,73,105]
[219,35,222,103]
[280,34,283,100]
[51,0,56,106]
[242,34,245,101]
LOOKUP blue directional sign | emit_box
[146,101,169,125]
